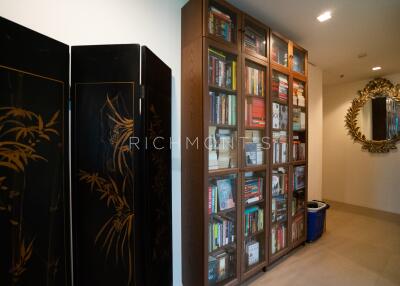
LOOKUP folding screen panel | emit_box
[141,46,172,285]
[71,45,141,286]
[0,17,70,285]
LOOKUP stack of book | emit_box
[272,131,288,164]
[271,45,288,66]
[244,206,264,237]
[271,196,287,223]
[209,91,236,125]
[208,48,237,90]
[208,177,236,214]
[245,97,265,127]
[292,193,305,216]
[271,223,286,255]
[208,127,237,170]
[208,251,234,284]
[245,65,264,96]
[272,102,288,130]
[208,216,235,252]
[271,170,288,196]
[208,6,234,43]
[245,240,260,267]
[294,166,306,191]
[244,26,265,55]
[293,81,306,107]
[272,169,288,224]
[272,73,288,100]
[244,174,263,204]
[292,215,304,242]
[293,107,306,131]
[244,130,264,166]
[293,135,306,161]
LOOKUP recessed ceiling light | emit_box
[317,11,332,22]
[372,66,382,71]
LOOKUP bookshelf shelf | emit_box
[182,1,307,284]
[209,84,238,93]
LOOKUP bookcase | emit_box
[181,1,308,285]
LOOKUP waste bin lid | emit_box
[307,201,327,212]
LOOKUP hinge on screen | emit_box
[139,84,145,99]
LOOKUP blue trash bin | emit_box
[307,201,329,242]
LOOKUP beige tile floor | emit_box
[246,202,400,286]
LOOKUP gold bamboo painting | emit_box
[0,107,61,283]
[78,95,134,286]
[0,66,66,285]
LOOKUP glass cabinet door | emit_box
[271,167,288,255]
[293,47,306,74]
[243,19,267,58]
[271,34,288,67]
[292,165,306,243]
[271,70,289,165]
[243,171,266,271]
[208,0,237,44]
[208,174,238,285]
[208,47,238,171]
[244,60,266,167]
[292,79,306,162]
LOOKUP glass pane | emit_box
[292,165,306,242]
[244,129,265,166]
[271,34,288,67]
[208,127,237,170]
[243,171,265,270]
[293,48,305,74]
[208,174,237,285]
[208,47,238,171]
[271,167,288,255]
[272,70,288,102]
[244,19,266,57]
[208,48,237,91]
[244,61,265,97]
[208,0,236,43]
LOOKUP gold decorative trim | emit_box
[345,78,400,153]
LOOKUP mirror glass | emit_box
[357,95,400,141]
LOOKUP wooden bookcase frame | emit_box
[182,1,308,285]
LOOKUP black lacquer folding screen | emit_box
[1,17,172,286]
[0,17,70,285]
[71,45,172,286]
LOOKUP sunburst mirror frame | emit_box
[345,78,400,153]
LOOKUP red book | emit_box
[251,97,266,127]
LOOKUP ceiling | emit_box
[227,0,400,85]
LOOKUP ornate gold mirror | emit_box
[345,78,400,153]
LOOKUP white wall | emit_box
[323,73,400,214]
[308,64,323,201]
[0,0,186,285]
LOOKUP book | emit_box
[208,48,236,90]
[244,206,264,236]
[294,166,306,190]
[217,179,235,210]
[244,174,263,204]
[246,241,260,266]
[280,104,288,130]
[272,131,288,164]
[208,6,233,43]
[245,65,264,96]
[244,25,266,56]
[246,97,265,127]
[272,103,280,129]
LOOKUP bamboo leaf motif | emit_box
[0,106,61,282]
[78,95,134,286]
